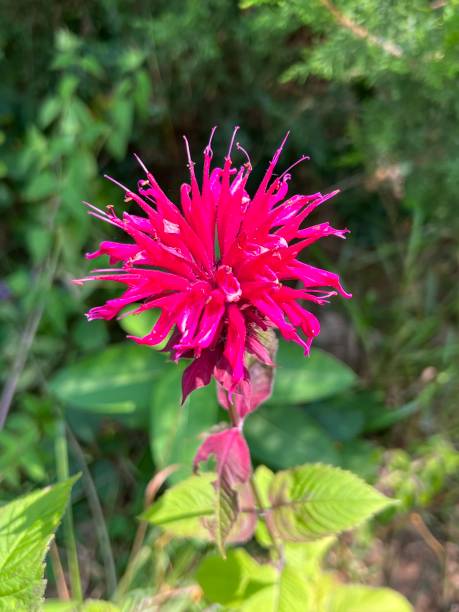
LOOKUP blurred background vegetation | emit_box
[0,0,458,609]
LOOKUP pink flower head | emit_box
[75,128,351,404]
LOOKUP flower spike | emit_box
[77,129,350,404]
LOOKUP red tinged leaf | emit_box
[194,428,255,553]
[194,427,252,486]
[217,329,278,420]
[217,361,275,420]
[181,349,219,404]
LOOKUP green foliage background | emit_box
[0,0,458,609]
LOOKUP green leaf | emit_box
[305,396,366,442]
[227,563,312,612]
[142,473,254,547]
[49,343,167,414]
[150,366,220,483]
[207,482,238,558]
[254,465,275,507]
[0,476,78,611]
[196,548,276,607]
[42,602,77,611]
[81,601,121,612]
[0,414,46,488]
[268,342,356,406]
[118,307,160,339]
[44,601,120,612]
[364,400,419,433]
[274,565,312,612]
[141,474,214,540]
[339,440,382,482]
[245,404,340,469]
[38,97,61,128]
[23,171,56,202]
[253,466,276,547]
[72,319,109,352]
[327,584,413,611]
[266,464,395,541]
[283,537,336,576]
[106,87,134,160]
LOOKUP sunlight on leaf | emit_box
[266,464,395,541]
[0,476,78,610]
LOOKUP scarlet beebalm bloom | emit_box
[75,128,350,403]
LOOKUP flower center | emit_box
[215,265,242,303]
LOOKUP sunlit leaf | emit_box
[266,464,395,541]
[327,584,413,611]
[49,343,167,414]
[283,537,336,575]
[141,474,215,540]
[0,476,78,610]
[142,473,256,546]
[197,548,276,607]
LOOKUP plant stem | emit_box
[0,231,61,429]
[67,425,118,598]
[227,401,240,428]
[49,541,71,601]
[115,464,178,601]
[227,401,284,564]
[55,420,83,602]
[319,0,403,58]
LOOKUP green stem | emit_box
[55,420,83,602]
[227,401,240,428]
[67,426,118,598]
[227,402,284,565]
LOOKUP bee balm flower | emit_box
[75,128,350,403]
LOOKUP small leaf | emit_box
[268,342,356,406]
[266,464,395,541]
[194,428,252,487]
[218,329,278,418]
[196,548,276,607]
[0,476,78,610]
[0,413,46,487]
[218,360,276,419]
[39,97,61,128]
[284,537,336,576]
[254,465,275,507]
[141,474,214,540]
[253,465,276,548]
[23,171,56,202]
[195,428,254,554]
[232,563,312,611]
[142,474,256,546]
[327,584,413,611]
[275,565,312,611]
[209,484,239,557]
[106,87,134,160]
